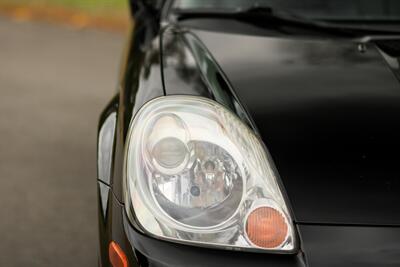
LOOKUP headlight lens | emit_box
[125,96,295,251]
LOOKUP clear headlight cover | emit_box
[125,96,296,252]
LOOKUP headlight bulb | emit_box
[153,137,188,169]
[147,114,189,175]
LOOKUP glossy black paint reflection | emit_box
[98,3,400,266]
[97,181,111,266]
[111,21,165,202]
[376,40,400,81]
[299,224,400,266]
[161,27,258,131]
[193,29,400,226]
[97,96,118,185]
[97,7,165,266]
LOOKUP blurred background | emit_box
[0,0,129,265]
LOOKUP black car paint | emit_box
[97,2,400,267]
[97,8,164,265]
[190,29,400,226]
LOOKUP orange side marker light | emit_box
[109,241,129,267]
[245,206,288,249]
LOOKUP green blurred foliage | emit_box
[0,0,129,15]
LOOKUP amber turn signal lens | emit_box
[109,241,128,267]
[245,206,288,249]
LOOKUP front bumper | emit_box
[100,191,400,267]
[123,213,304,267]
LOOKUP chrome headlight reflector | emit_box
[125,96,295,252]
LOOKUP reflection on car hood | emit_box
[194,29,400,226]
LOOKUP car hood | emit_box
[193,30,400,226]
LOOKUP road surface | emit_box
[0,17,124,266]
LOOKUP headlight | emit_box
[124,96,296,252]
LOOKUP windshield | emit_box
[174,0,400,22]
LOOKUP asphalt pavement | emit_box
[0,17,124,266]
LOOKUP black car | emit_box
[97,1,400,266]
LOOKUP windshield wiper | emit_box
[173,6,400,37]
